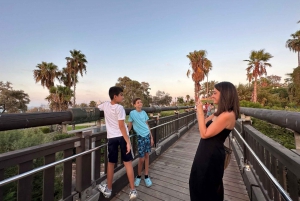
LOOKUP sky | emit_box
[1,1,300,107]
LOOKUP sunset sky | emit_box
[1,1,299,106]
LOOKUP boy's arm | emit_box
[127,122,133,132]
[118,120,131,154]
[146,121,154,146]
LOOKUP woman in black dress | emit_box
[189,82,240,201]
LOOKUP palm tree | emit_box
[286,30,300,66]
[186,95,190,103]
[187,50,207,102]
[202,58,213,96]
[244,49,273,103]
[46,85,73,112]
[65,49,87,107]
[33,62,60,89]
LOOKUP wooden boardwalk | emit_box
[112,125,250,201]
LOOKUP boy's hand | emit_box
[150,137,154,147]
[126,143,131,154]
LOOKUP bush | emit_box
[240,100,263,108]
[252,118,295,149]
[40,127,50,133]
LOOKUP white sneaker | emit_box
[129,189,138,200]
[98,183,112,198]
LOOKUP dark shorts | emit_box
[107,136,134,163]
[138,134,151,158]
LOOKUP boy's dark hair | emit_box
[132,97,141,105]
[214,82,240,119]
[109,86,123,100]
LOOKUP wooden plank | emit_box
[18,161,33,201]
[63,148,73,199]
[43,153,55,201]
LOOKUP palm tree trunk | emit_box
[194,82,198,102]
[73,73,76,107]
[72,73,76,130]
[253,77,257,103]
[298,51,300,67]
[206,76,208,97]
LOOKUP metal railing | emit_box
[0,108,196,201]
[0,112,196,187]
[233,127,292,201]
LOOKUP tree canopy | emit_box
[115,76,151,108]
[0,81,30,113]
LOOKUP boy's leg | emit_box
[143,134,152,187]
[98,137,118,198]
[138,157,145,176]
[144,153,149,175]
[107,162,115,189]
[119,137,135,190]
[123,161,135,190]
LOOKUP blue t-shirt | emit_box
[128,110,150,137]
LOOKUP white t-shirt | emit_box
[98,101,129,139]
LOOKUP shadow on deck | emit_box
[111,125,250,201]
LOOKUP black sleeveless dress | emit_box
[189,120,231,201]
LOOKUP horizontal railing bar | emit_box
[0,106,193,131]
[233,128,292,201]
[0,112,195,187]
[150,112,195,130]
[240,107,300,134]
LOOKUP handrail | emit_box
[233,127,292,201]
[0,112,195,187]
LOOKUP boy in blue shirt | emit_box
[128,98,154,187]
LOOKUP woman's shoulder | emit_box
[217,111,236,121]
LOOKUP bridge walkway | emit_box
[111,124,250,201]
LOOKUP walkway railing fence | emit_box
[0,106,195,201]
[233,107,300,201]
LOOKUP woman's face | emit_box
[211,88,220,104]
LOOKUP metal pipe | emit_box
[233,128,292,201]
[240,107,300,134]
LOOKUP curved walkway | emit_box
[112,125,250,201]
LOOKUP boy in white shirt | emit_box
[97,86,137,200]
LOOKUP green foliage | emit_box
[239,100,263,108]
[152,90,172,106]
[115,76,152,108]
[40,127,50,133]
[252,118,295,149]
[0,81,30,113]
[0,128,75,201]
[53,133,75,141]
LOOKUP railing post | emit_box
[293,131,300,150]
[75,130,93,200]
[151,116,159,147]
[241,115,252,164]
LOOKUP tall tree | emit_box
[115,76,151,108]
[89,101,97,107]
[199,80,218,97]
[202,58,213,96]
[286,30,300,66]
[186,95,190,103]
[33,62,60,89]
[152,91,172,106]
[243,49,273,102]
[0,81,30,113]
[65,49,87,107]
[45,85,73,112]
[187,50,207,102]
